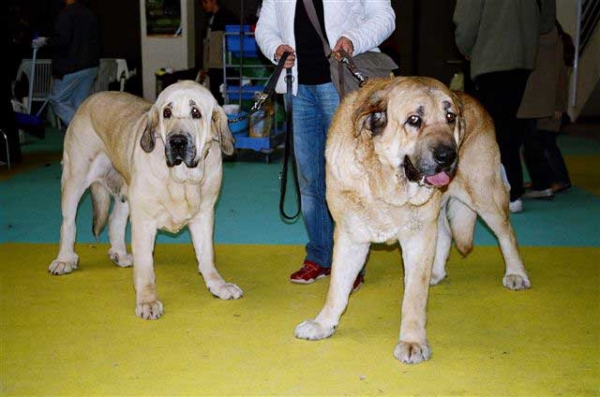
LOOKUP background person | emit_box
[32,0,100,127]
[255,0,395,290]
[519,19,573,198]
[199,0,238,105]
[453,0,555,213]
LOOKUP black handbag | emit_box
[302,0,399,97]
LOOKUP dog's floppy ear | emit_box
[352,87,390,139]
[451,91,467,145]
[212,106,235,156]
[140,106,160,153]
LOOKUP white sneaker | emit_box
[509,199,523,213]
[522,188,554,199]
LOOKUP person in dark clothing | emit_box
[1,0,27,165]
[453,0,556,213]
[32,0,100,126]
[200,0,239,104]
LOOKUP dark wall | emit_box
[12,0,463,95]
[397,0,464,84]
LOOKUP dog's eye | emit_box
[446,112,456,123]
[406,115,421,128]
[191,107,201,119]
[163,107,172,119]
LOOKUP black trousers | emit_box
[523,129,571,188]
[475,69,549,201]
[208,68,225,105]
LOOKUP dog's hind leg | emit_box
[432,197,477,285]
[476,191,530,290]
[49,154,88,275]
[102,171,132,268]
[431,202,451,285]
[295,229,369,341]
[108,198,132,268]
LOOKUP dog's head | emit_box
[352,76,465,189]
[140,80,234,183]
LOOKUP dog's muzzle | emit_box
[404,143,458,187]
[165,133,197,168]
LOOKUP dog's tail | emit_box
[447,198,476,256]
[91,182,111,239]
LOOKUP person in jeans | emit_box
[255,0,395,290]
[32,0,100,126]
[453,0,555,213]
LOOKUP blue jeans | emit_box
[50,67,99,126]
[292,83,339,268]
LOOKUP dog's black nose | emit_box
[433,145,457,167]
[169,135,188,151]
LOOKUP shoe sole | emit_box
[289,273,329,284]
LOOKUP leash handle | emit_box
[252,52,291,112]
[279,68,301,221]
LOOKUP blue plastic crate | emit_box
[227,112,249,135]
[225,25,259,58]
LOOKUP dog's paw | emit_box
[503,274,531,290]
[394,341,431,364]
[208,282,243,300]
[429,271,447,286]
[108,249,133,268]
[294,320,336,340]
[135,300,164,320]
[48,255,79,275]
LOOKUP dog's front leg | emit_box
[295,228,369,340]
[395,219,438,364]
[188,213,242,300]
[131,218,162,319]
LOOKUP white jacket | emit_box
[255,0,395,94]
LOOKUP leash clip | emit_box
[338,49,369,87]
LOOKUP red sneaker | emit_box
[290,260,331,284]
[352,273,365,294]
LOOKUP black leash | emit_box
[278,67,301,221]
[224,52,301,220]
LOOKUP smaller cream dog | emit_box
[49,81,242,319]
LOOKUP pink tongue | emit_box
[425,172,450,187]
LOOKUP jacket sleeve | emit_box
[453,0,483,58]
[53,11,73,51]
[342,1,395,54]
[254,0,282,65]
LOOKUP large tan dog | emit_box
[49,81,242,319]
[295,77,530,364]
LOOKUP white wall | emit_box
[558,0,600,119]
[139,0,195,101]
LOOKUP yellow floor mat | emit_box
[1,243,598,396]
[565,155,600,195]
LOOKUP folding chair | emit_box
[13,58,54,117]
[94,58,135,93]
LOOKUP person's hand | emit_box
[31,37,48,49]
[332,36,354,60]
[275,45,296,69]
